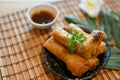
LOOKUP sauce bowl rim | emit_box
[26,3,59,28]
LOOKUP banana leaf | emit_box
[102,9,112,40]
[111,48,120,54]
[109,11,120,48]
[84,13,97,29]
[108,41,116,47]
[106,62,120,70]
[65,15,96,30]
[106,48,120,70]
[99,11,105,31]
[65,15,85,24]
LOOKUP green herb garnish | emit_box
[68,29,86,53]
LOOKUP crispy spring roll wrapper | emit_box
[97,42,107,56]
[51,29,86,58]
[84,30,105,57]
[51,28,105,59]
[65,23,107,55]
[51,28,69,47]
[87,57,99,69]
[66,23,89,39]
[51,30,100,68]
[43,37,90,76]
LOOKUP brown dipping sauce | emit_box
[31,10,55,24]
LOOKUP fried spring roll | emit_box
[43,37,90,76]
[51,29,86,58]
[65,23,107,55]
[87,57,99,69]
[51,28,69,48]
[84,30,105,57]
[97,42,107,56]
[66,23,89,38]
[51,28,105,59]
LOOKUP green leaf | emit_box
[108,41,116,47]
[106,58,120,70]
[99,9,112,40]
[106,62,120,70]
[106,48,120,70]
[68,39,75,53]
[104,10,112,40]
[65,15,97,30]
[65,15,85,24]
[71,29,77,35]
[67,33,73,38]
[99,12,105,31]
[110,56,120,60]
[84,13,97,29]
[109,10,120,48]
[111,48,120,54]
[67,29,86,53]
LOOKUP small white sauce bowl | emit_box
[27,3,59,29]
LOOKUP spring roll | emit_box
[84,30,105,57]
[51,28,69,48]
[65,23,107,55]
[97,42,107,56]
[51,29,87,58]
[66,23,89,38]
[43,37,90,76]
[87,57,99,69]
[51,28,105,59]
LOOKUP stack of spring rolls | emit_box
[43,23,107,77]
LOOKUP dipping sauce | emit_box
[31,10,55,24]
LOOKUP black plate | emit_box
[42,26,111,80]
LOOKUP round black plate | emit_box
[42,26,111,80]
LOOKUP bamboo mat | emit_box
[0,0,120,80]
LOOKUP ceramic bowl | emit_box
[27,3,59,29]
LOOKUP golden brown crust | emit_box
[43,37,90,76]
[66,23,107,56]
[43,23,107,76]
[97,42,107,56]
[87,57,99,69]
[51,28,105,59]
[66,23,89,38]
[50,29,69,48]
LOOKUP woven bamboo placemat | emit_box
[0,0,120,80]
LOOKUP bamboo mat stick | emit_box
[0,0,120,80]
